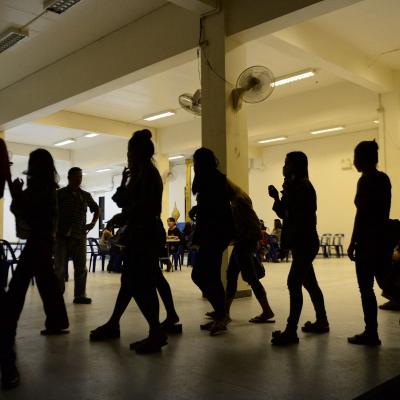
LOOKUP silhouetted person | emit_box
[191,148,234,335]
[0,149,69,390]
[91,130,172,353]
[90,212,181,342]
[224,180,275,323]
[54,167,99,304]
[268,151,329,345]
[347,140,392,346]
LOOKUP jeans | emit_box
[286,238,327,332]
[0,237,69,364]
[355,241,392,334]
[54,236,87,298]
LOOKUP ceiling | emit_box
[5,122,116,150]
[309,0,400,68]
[0,0,168,89]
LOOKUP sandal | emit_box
[249,315,275,324]
[301,320,330,334]
[89,325,120,341]
[200,321,214,331]
[271,330,299,346]
[347,331,381,346]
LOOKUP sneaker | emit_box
[347,331,381,346]
[301,320,330,334]
[271,330,299,346]
[1,363,20,391]
[90,324,120,341]
[73,297,92,304]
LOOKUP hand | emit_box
[268,185,279,200]
[347,242,356,261]
[11,178,24,194]
[85,223,95,233]
[121,167,130,186]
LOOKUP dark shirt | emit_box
[168,227,182,240]
[192,171,234,246]
[11,186,57,239]
[353,170,391,244]
[273,178,318,249]
[57,186,99,239]
[112,163,163,247]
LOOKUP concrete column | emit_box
[200,4,250,297]
[185,159,193,222]
[380,81,400,219]
[155,153,170,229]
[0,131,4,238]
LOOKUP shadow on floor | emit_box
[354,375,400,399]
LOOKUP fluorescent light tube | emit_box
[44,0,81,14]
[54,139,75,146]
[258,136,287,144]
[272,70,315,87]
[168,155,185,161]
[96,168,111,173]
[310,126,344,135]
[143,111,175,121]
[84,133,99,138]
[0,28,29,54]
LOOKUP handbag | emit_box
[254,256,266,279]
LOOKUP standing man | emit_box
[55,167,99,304]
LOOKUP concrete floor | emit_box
[2,258,400,400]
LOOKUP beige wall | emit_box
[249,129,378,246]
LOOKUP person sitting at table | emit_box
[99,227,113,253]
[167,217,183,257]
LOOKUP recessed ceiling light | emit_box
[258,136,287,144]
[54,139,75,146]
[0,28,29,54]
[96,168,111,173]
[44,0,81,14]
[272,69,315,87]
[373,120,379,124]
[84,133,99,138]
[310,126,345,135]
[143,111,175,121]
[168,155,185,160]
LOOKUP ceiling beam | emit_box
[7,142,71,162]
[168,0,217,14]
[265,22,394,93]
[34,111,151,139]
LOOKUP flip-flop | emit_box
[249,316,275,324]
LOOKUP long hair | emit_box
[128,129,155,164]
[27,149,59,190]
[192,147,219,195]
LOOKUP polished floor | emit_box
[2,258,400,400]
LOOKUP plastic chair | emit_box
[0,239,18,288]
[170,244,185,270]
[319,234,332,258]
[266,235,280,262]
[331,234,344,257]
[87,238,108,272]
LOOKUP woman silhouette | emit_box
[268,151,329,345]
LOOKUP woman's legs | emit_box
[156,269,179,323]
[192,243,226,319]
